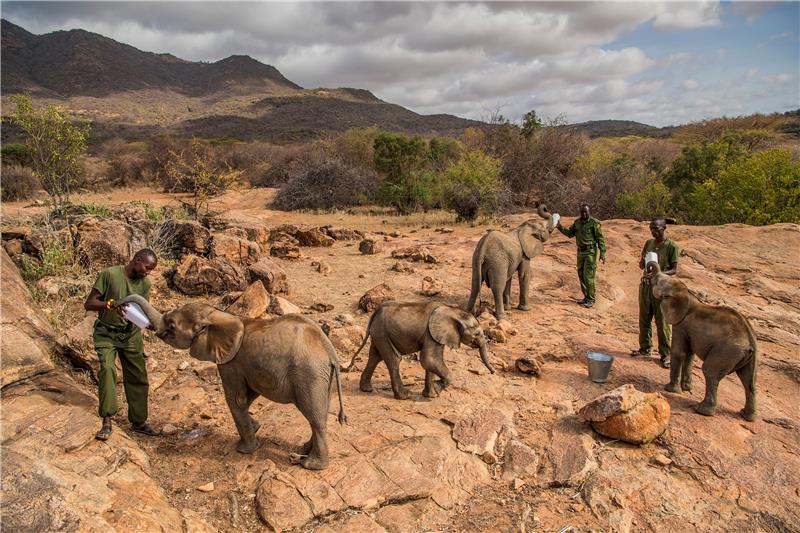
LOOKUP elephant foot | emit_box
[495,312,507,321]
[694,402,716,417]
[681,382,693,393]
[517,304,530,311]
[301,455,329,471]
[740,409,757,422]
[236,438,260,454]
[393,389,410,400]
[360,383,374,393]
[664,382,681,393]
[422,387,439,398]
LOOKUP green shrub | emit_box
[615,181,672,221]
[77,202,112,217]
[20,234,76,280]
[1,143,34,167]
[374,132,429,214]
[441,149,505,222]
[332,127,380,170]
[130,200,166,221]
[1,164,39,201]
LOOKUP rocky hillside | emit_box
[1,188,799,532]
[0,19,482,142]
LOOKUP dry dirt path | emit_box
[4,187,799,532]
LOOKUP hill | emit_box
[0,19,481,142]
[560,119,674,138]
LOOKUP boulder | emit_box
[57,316,97,371]
[170,255,248,296]
[391,246,438,263]
[451,407,515,464]
[390,261,415,273]
[75,217,147,271]
[225,281,270,318]
[578,384,671,444]
[420,276,442,296]
[321,226,364,241]
[1,250,57,387]
[230,222,271,251]
[296,228,335,247]
[515,355,544,376]
[359,283,395,312]
[322,323,366,355]
[1,226,32,241]
[153,219,211,258]
[502,440,540,480]
[3,239,23,256]
[359,238,383,255]
[270,242,302,260]
[248,258,289,294]
[209,233,260,265]
[311,260,332,274]
[486,327,507,343]
[269,295,302,316]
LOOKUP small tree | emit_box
[373,132,429,214]
[442,149,505,222]
[521,109,543,139]
[10,93,89,209]
[165,139,242,219]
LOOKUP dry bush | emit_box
[330,126,379,170]
[143,135,183,186]
[1,164,40,201]
[627,138,682,175]
[272,155,378,211]
[250,142,327,188]
[674,113,797,146]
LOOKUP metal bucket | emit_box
[587,352,614,383]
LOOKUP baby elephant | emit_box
[343,301,495,399]
[648,262,758,420]
[116,294,346,470]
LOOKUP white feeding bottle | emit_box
[120,303,152,329]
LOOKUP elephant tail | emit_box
[466,235,486,314]
[341,313,374,372]
[331,361,347,425]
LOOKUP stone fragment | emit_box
[578,384,671,444]
[390,261,415,273]
[256,475,314,532]
[296,228,335,247]
[179,361,191,371]
[209,233,260,265]
[322,323,366,354]
[502,440,539,480]
[391,245,438,263]
[547,416,598,486]
[359,238,383,255]
[75,216,147,271]
[320,226,364,241]
[359,283,395,312]
[57,316,97,371]
[225,281,270,318]
[420,276,442,296]
[196,482,214,492]
[495,320,519,335]
[231,222,271,251]
[451,407,515,460]
[309,303,334,313]
[512,478,525,491]
[248,258,289,294]
[311,260,332,274]
[269,295,302,316]
[270,242,301,260]
[181,509,217,533]
[515,356,544,376]
[487,327,507,343]
[162,424,179,435]
[316,514,386,533]
[653,454,672,466]
[154,220,211,257]
[435,227,454,234]
[3,239,23,256]
[170,255,248,296]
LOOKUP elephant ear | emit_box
[189,307,244,365]
[517,223,545,259]
[429,306,461,349]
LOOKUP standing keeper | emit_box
[84,249,160,440]
[557,204,606,308]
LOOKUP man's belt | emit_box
[578,244,597,252]
[96,319,136,334]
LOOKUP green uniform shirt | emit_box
[640,238,679,284]
[92,266,151,327]
[558,217,607,256]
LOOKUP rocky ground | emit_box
[2,187,799,533]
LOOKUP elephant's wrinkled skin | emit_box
[343,301,495,400]
[116,295,346,470]
[466,204,556,319]
[647,262,758,421]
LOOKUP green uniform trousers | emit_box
[93,321,149,425]
[638,282,671,358]
[577,253,597,303]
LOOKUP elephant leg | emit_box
[421,347,451,398]
[517,261,531,311]
[223,384,260,454]
[292,386,330,470]
[665,333,689,393]
[736,359,757,421]
[503,278,511,308]
[372,336,409,400]
[694,363,722,417]
[680,353,695,392]
[423,371,439,398]
[245,389,262,433]
[489,272,507,320]
[359,344,382,393]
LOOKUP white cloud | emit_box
[682,79,699,90]
[652,1,721,31]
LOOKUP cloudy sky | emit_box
[2,1,798,126]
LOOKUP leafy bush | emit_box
[10,94,90,208]
[1,164,39,201]
[428,137,462,172]
[77,202,112,217]
[374,132,429,214]
[615,181,672,221]
[441,149,505,222]
[272,156,378,210]
[20,233,77,281]
[332,127,380,170]
[685,149,800,225]
[1,143,34,167]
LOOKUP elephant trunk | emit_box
[536,203,550,220]
[116,294,165,332]
[478,338,495,374]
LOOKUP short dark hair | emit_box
[650,217,667,228]
[133,248,157,263]
[580,204,590,210]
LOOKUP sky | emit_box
[2,1,798,126]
